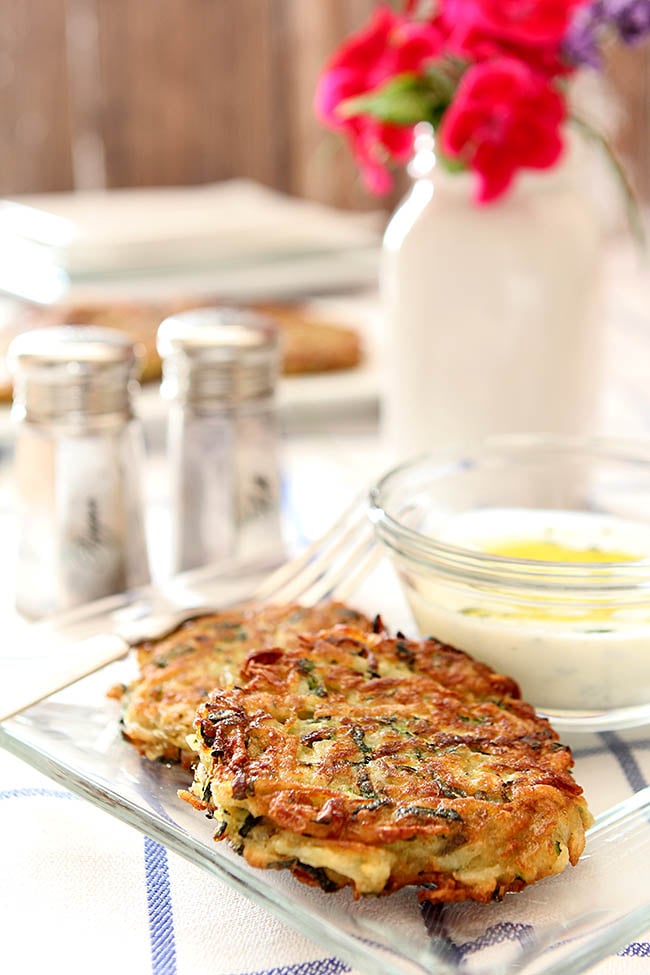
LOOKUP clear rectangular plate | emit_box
[1,560,650,975]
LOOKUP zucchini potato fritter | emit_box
[119,602,374,764]
[181,626,593,903]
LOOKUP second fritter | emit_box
[118,602,375,764]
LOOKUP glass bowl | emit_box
[369,434,650,731]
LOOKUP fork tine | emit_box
[328,539,383,605]
[296,529,381,606]
[1,495,382,724]
[250,491,371,605]
[267,515,377,606]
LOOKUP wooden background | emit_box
[1,0,648,208]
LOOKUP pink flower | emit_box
[314,4,445,192]
[442,0,590,45]
[439,57,566,202]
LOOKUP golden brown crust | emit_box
[182,626,593,902]
[119,602,376,764]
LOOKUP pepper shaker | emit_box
[9,326,151,619]
[157,307,284,575]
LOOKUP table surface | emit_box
[1,245,650,975]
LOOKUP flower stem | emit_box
[571,115,647,256]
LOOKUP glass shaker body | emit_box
[9,326,151,619]
[158,308,284,575]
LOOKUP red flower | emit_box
[445,21,577,77]
[441,0,589,45]
[314,4,444,192]
[439,57,566,202]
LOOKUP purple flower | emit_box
[563,2,604,66]
[602,0,650,44]
[564,0,650,67]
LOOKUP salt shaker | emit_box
[157,307,284,574]
[9,326,151,619]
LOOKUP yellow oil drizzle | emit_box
[462,603,621,624]
[484,539,637,564]
[464,538,640,625]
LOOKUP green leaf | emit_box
[423,64,457,103]
[336,56,466,129]
[339,72,449,127]
[437,152,467,174]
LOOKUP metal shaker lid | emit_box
[157,307,279,405]
[8,325,142,423]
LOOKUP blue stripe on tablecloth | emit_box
[144,836,177,975]
[571,731,650,772]
[0,786,77,800]
[2,791,180,971]
[237,959,350,975]
[452,921,535,958]
[620,942,650,957]
[421,904,535,962]
[599,731,649,793]
[0,789,346,975]
[596,732,650,957]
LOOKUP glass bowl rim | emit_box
[368,433,650,592]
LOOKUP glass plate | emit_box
[1,560,650,975]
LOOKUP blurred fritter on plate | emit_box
[0,296,363,400]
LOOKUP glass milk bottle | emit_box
[381,125,604,461]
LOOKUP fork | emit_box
[0,491,380,723]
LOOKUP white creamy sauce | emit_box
[404,507,650,712]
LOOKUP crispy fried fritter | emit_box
[118,602,375,764]
[181,626,593,903]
